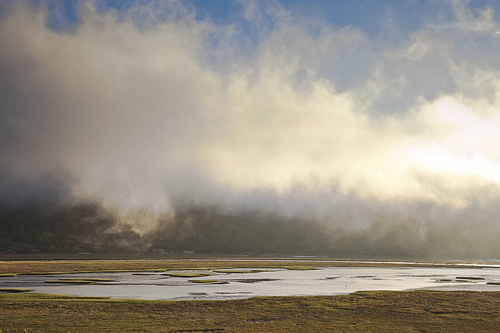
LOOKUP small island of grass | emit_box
[0,288,34,293]
[189,279,222,284]
[45,278,116,284]
[282,266,319,270]
[163,272,214,278]
[214,269,270,274]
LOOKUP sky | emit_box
[1,0,500,231]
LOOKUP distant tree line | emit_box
[1,200,500,259]
[0,201,142,253]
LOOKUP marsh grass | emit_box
[1,291,500,332]
[213,269,270,274]
[0,259,489,276]
[0,288,33,293]
[0,274,16,277]
[0,292,110,301]
[45,277,117,284]
[188,279,222,284]
[281,266,319,270]
[163,272,214,278]
[487,282,500,285]
[350,290,403,296]
[58,278,116,282]
[456,276,485,280]
[22,269,166,275]
[234,278,278,283]
[45,279,96,285]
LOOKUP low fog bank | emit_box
[1,173,499,259]
[124,197,500,259]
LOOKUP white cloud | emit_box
[449,0,497,32]
[1,0,500,217]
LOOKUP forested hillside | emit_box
[2,200,499,259]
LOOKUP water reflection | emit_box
[2,266,500,300]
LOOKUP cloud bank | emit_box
[1,1,500,248]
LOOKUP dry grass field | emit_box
[0,258,485,276]
[1,290,500,332]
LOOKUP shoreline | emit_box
[1,258,498,275]
[2,258,500,331]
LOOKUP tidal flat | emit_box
[2,258,500,332]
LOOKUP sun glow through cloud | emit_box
[1,0,500,221]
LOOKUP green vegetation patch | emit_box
[487,282,500,285]
[163,272,214,278]
[0,288,34,293]
[0,273,17,277]
[456,276,485,280]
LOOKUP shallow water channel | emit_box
[2,266,500,300]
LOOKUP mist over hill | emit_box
[1,172,499,259]
[1,1,500,259]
